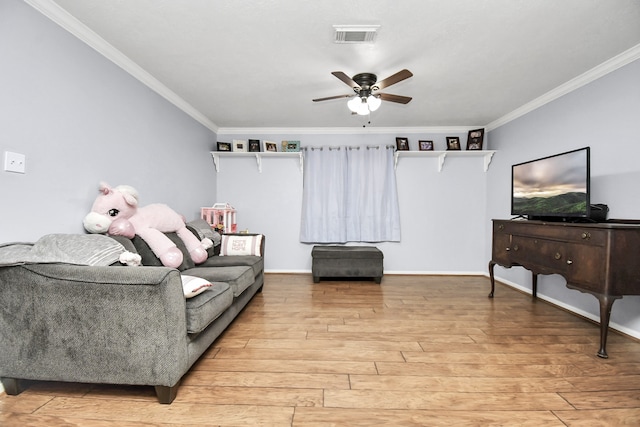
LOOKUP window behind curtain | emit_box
[300,145,401,243]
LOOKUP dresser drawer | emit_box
[509,236,569,274]
[502,221,607,246]
[509,236,605,290]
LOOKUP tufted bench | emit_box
[311,246,384,283]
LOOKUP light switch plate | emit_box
[4,151,26,173]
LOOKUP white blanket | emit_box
[0,234,132,267]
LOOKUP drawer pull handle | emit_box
[554,252,562,260]
[498,225,504,230]
[581,232,591,240]
[513,245,519,251]
[567,260,573,265]
[505,247,510,251]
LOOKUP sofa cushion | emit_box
[185,281,233,334]
[181,275,213,298]
[220,234,262,256]
[186,219,221,257]
[183,266,254,297]
[131,232,195,271]
[108,235,138,255]
[196,255,263,279]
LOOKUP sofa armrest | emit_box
[0,264,189,388]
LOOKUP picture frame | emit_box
[217,141,231,152]
[263,140,278,152]
[446,137,461,151]
[395,137,410,151]
[232,139,247,152]
[283,140,301,152]
[248,139,261,152]
[418,140,434,151]
[466,128,485,150]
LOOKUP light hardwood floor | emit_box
[1,273,640,426]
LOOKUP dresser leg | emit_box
[531,272,538,299]
[596,295,619,359]
[488,261,496,298]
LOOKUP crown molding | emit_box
[25,0,219,133]
[487,43,640,131]
[27,1,639,137]
[216,126,482,135]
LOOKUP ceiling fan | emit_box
[313,69,413,115]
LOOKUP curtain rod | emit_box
[301,144,395,151]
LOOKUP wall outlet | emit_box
[4,151,26,174]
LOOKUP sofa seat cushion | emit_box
[196,255,263,278]
[183,266,254,297]
[185,281,232,334]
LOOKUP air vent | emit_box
[333,25,380,43]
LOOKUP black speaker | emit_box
[590,204,609,222]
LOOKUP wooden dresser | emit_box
[489,219,640,358]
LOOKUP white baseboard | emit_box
[265,269,487,276]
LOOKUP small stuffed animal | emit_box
[83,182,212,268]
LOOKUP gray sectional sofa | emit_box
[0,220,264,403]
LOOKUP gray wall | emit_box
[0,0,217,243]
[485,58,640,336]
[215,131,490,273]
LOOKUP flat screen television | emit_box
[511,147,590,221]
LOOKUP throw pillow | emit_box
[220,234,262,256]
[181,275,213,298]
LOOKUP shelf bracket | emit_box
[255,154,263,173]
[483,151,495,172]
[211,152,220,172]
[437,153,447,172]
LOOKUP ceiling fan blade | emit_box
[374,69,413,90]
[331,71,360,90]
[313,94,353,102]
[379,93,412,104]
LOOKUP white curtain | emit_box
[300,145,400,243]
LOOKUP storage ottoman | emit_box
[311,246,384,283]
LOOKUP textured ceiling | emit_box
[40,0,640,130]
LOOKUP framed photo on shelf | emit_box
[263,141,278,152]
[217,141,231,152]
[395,137,410,151]
[284,141,301,152]
[233,139,247,152]
[248,139,261,152]
[418,140,434,151]
[466,128,485,150]
[446,137,461,150]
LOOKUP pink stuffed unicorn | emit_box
[83,182,212,268]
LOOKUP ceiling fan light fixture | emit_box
[367,95,381,111]
[356,98,370,116]
[347,96,361,113]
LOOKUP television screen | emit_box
[511,147,590,219]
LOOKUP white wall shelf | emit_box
[210,151,303,173]
[394,150,496,172]
[211,150,495,173]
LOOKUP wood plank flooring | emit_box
[2,273,640,426]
